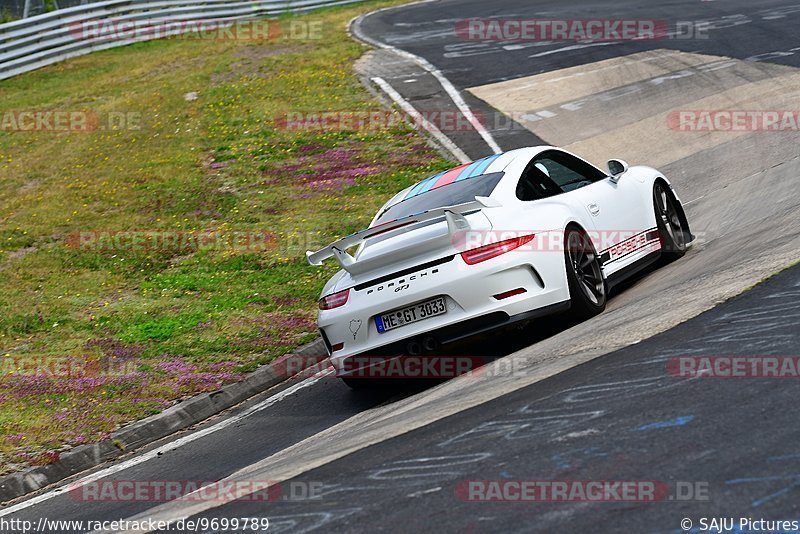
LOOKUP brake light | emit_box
[461,234,535,265]
[494,288,527,300]
[319,289,350,310]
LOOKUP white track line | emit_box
[529,42,620,58]
[351,10,503,156]
[0,372,329,517]
[371,76,470,164]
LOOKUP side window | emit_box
[531,150,607,193]
[516,159,563,201]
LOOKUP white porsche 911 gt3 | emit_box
[307,146,691,387]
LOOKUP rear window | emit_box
[375,172,504,224]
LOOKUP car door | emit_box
[530,150,648,257]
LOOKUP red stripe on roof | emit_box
[432,163,471,189]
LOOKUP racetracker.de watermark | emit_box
[667,356,800,378]
[1,354,138,378]
[454,19,711,41]
[275,110,496,133]
[64,230,327,256]
[451,229,669,255]
[455,480,709,502]
[68,480,323,503]
[0,110,141,132]
[667,110,800,131]
[67,19,323,43]
[66,230,277,253]
[336,355,492,379]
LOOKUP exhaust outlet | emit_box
[406,341,422,356]
[422,336,439,353]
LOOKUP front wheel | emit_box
[564,227,606,319]
[653,182,688,262]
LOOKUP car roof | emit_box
[383,146,555,210]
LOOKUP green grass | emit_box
[0,1,452,474]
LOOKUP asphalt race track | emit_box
[3,0,800,532]
[166,262,800,533]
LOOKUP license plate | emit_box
[375,297,447,333]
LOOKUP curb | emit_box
[349,9,467,164]
[0,338,329,504]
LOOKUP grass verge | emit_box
[0,0,451,474]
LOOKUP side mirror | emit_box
[607,159,629,182]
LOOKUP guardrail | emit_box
[0,0,365,80]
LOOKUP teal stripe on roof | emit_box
[463,154,500,179]
[405,172,443,199]
[415,174,442,196]
[454,158,489,182]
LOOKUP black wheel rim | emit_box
[568,232,605,305]
[654,184,685,249]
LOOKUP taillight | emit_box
[494,288,527,300]
[461,234,535,265]
[318,288,350,310]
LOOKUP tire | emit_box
[564,226,606,319]
[653,182,688,262]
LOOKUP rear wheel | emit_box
[653,182,688,261]
[564,227,606,319]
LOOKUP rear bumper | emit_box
[332,300,571,376]
[317,247,570,370]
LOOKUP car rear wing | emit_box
[306,196,501,274]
